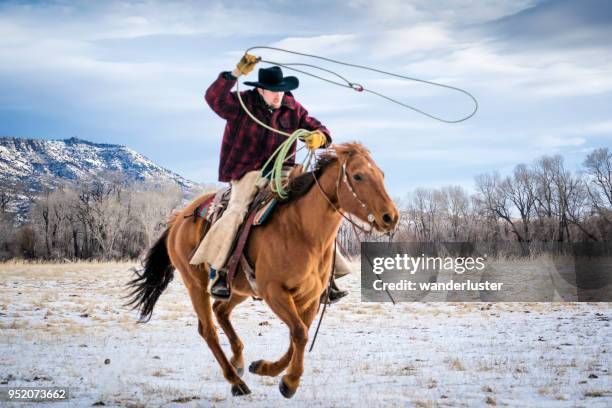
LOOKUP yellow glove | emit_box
[236,53,260,76]
[303,130,326,150]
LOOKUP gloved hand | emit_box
[303,130,327,150]
[236,53,260,76]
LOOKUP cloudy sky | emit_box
[1,0,611,196]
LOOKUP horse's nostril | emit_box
[382,213,392,224]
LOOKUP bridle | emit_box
[312,150,378,235]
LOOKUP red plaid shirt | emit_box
[205,71,332,182]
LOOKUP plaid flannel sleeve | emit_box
[205,71,241,121]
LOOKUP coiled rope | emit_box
[235,82,313,199]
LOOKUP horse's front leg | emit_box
[249,344,294,377]
[213,293,247,376]
[262,283,318,398]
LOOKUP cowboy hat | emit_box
[244,66,299,92]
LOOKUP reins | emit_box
[308,238,336,353]
[308,150,396,351]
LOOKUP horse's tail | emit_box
[125,227,175,323]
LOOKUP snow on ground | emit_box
[0,260,610,407]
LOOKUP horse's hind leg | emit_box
[184,277,251,396]
[213,294,247,376]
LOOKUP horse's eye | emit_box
[353,174,363,181]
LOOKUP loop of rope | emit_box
[245,45,478,124]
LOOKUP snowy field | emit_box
[1,261,610,407]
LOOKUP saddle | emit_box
[192,166,302,295]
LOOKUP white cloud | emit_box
[346,0,536,25]
[400,43,612,98]
[544,120,612,141]
[0,1,309,44]
[372,23,456,58]
[330,118,445,134]
[521,59,612,97]
[270,34,361,57]
[533,135,587,149]
[373,146,534,167]
[583,120,612,135]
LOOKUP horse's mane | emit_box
[280,142,371,204]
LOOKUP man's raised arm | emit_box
[204,54,259,120]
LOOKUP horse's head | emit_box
[332,143,399,233]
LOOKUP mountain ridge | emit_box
[0,135,197,216]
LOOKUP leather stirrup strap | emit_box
[226,205,260,285]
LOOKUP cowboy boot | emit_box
[208,266,231,300]
[328,274,348,303]
[320,274,348,304]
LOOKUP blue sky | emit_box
[1,0,611,196]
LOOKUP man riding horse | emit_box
[190,53,351,301]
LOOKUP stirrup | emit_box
[320,286,348,304]
[208,267,231,301]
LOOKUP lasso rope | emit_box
[233,46,478,197]
[245,46,478,124]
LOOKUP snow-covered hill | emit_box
[0,136,196,215]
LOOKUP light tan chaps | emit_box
[190,170,268,269]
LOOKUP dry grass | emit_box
[449,357,465,371]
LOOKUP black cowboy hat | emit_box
[244,66,299,92]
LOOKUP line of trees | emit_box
[338,148,611,255]
[0,176,184,260]
[1,148,610,261]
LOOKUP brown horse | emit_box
[127,142,398,398]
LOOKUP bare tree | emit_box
[583,147,612,225]
[564,174,600,241]
[0,187,11,213]
[502,164,537,241]
[475,172,528,242]
[408,188,444,241]
[532,156,558,240]
[130,181,183,249]
[440,185,470,241]
[548,155,572,241]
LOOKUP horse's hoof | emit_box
[249,360,263,374]
[279,377,296,399]
[231,382,251,396]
